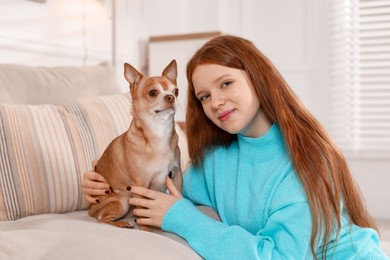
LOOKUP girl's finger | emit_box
[128,197,152,208]
[83,171,110,189]
[84,194,100,204]
[85,171,108,184]
[82,180,110,190]
[165,175,181,197]
[132,208,152,218]
[130,186,160,199]
[83,187,110,196]
[135,217,155,227]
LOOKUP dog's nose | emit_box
[165,94,175,103]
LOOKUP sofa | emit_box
[0,62,213,259]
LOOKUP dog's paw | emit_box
[114,221,134,229]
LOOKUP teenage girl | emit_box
[83,35,389,259]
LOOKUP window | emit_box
[329,0,390,158]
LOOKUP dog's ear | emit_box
[124,63,144,90]
[162,59,177,85]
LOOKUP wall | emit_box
[0,0,388,219]
[0,0,111,65]
[0,0,133,90]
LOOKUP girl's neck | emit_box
[240,109,272,138]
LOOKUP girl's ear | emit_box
[162,59,177,85]
[124,63,144,92]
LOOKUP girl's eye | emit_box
[221,81,232,88]
[149,89,158,97]
[199,94,210,102]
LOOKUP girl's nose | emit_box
[211,93,225,109]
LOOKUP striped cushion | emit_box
[0,93,132,221]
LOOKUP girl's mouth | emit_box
[218,109,235,122]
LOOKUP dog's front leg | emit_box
[91,194,133,228]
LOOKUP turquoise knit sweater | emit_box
[162,124,388,259]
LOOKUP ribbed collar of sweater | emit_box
[237,124,287,163]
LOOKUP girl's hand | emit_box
[82,160,111,204]
[129,175,183,228]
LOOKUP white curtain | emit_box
[329,0,390,158]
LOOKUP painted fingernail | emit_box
[105,190,110,194]
[168,171,173,179]
[127,186,131,191]
[95,199,100,203]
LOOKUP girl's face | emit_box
[192,63,270,138]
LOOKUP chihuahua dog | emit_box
[89,60,183,230]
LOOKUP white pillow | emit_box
[0,93,130,220]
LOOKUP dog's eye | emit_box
[173,88,179,97]
[149,89,158,97]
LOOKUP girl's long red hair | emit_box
[185,35,377,259]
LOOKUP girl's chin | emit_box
[219,124,240,135]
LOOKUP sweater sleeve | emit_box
[162,174,314,260]
[180,164,214,208]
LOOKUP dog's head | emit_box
[123,60,178,120]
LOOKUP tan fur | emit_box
[89,60,183,230]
